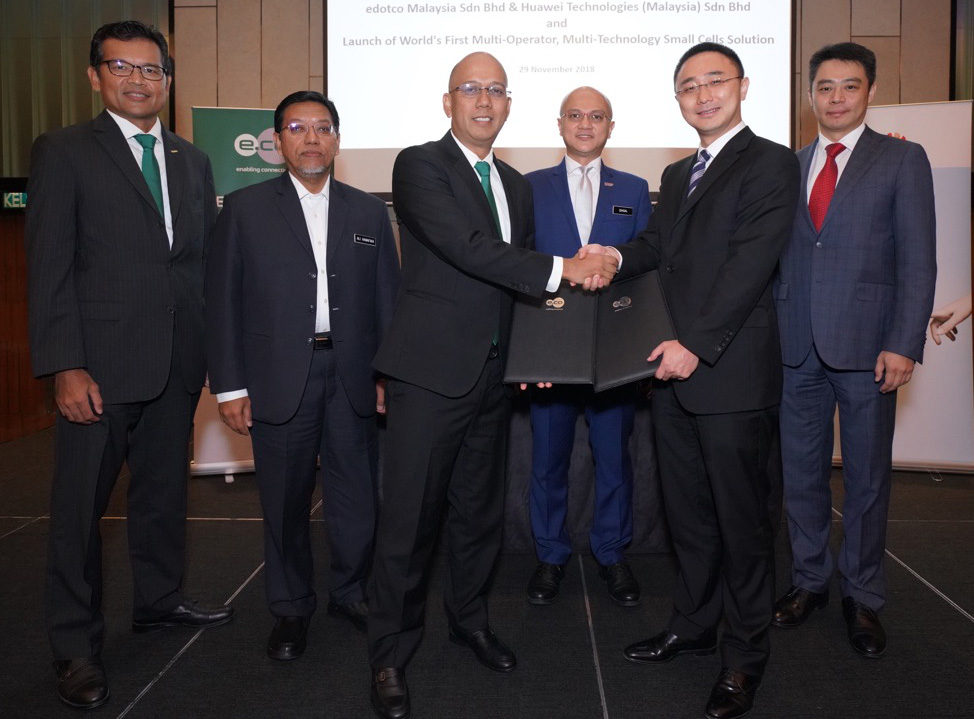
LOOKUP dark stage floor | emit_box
[1,428,972,718]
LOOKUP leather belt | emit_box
[312,333,332,350]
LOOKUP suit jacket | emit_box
[616,127,801,415]
[775,126,937,369]
[525,159,652,256]
[206,172,400,424]
[373,132,554,398]
[26,110,216,403]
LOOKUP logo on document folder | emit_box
[612,296,632,311]
[545,297,566,310]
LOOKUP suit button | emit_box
[309,305,315,312]
[307,337,314,345]
[665,265,674,273]
[815,242,823,248]
[167,306,174,313]
[310,272,317,279]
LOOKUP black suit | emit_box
[368,133,553,668]
[616,127,800,675]
[26,110,216,659]
[206,172,400,614]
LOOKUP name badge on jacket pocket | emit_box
[612,206,633,216]
[353,234,376,247]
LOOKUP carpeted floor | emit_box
[1,427,972,718]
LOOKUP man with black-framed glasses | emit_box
[206,90,400,663]
[25,20,229,710]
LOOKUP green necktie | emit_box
[474,160,501,236]
[135,134,164,216]
[474,160,502,347]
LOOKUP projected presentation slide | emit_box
[327,2,792,152]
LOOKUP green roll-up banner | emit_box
[191,107,284,206]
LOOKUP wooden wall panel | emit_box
[310,0,323,85]
[852,35,901,104]
[218,0,263,109]
[901,0,951,102]
[260,0,311,108]
[172,6,218,138]
[851,0,901,37]
[799,0,852,144]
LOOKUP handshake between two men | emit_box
[535,243,699,386]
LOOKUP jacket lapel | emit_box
[327,178,346,267]
[92,110,163,222]
[590,164,616,240]
[817,126,881,232]
[274,172,316,261]
[675,127,753,225]
[438,133,508,240]
[797,139,817,231]
[161,129,185,252]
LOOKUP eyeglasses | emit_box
[100,59,167,81]
[674,76,742,98]
[451,83,511,99]
[281,122,337,137]
[560,111,610,124]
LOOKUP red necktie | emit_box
[808,142,846,231]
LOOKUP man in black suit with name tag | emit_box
[207,91,400,661]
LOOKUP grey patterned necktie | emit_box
[687,148,711,197]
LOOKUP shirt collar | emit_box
[817,121,867,153]
[565,155,602,175]
[287,170,331,202]
[699,121,747,159]
[106,109,162,141]
[451,132,495,169]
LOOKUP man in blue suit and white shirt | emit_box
[772,43,936,658]
[523,87,652,607]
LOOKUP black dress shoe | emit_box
[704,667,761,719]
[623,630,717,664]
[328,599,369,632]
[598,561,641,606]
[132,599,234,632]
[371,667,410,719]
[54,657,110,709]
[449,626,517,672]
[526,562,565,605]
[267,616,309,660]
[771,585,828,628]
[842,597,886,657]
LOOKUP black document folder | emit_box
[504,271,676,391]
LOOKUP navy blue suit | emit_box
[524,160,652,565]
[775,127,936,610]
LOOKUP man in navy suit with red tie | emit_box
[772,42,936,658]
[523,87,652,607]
